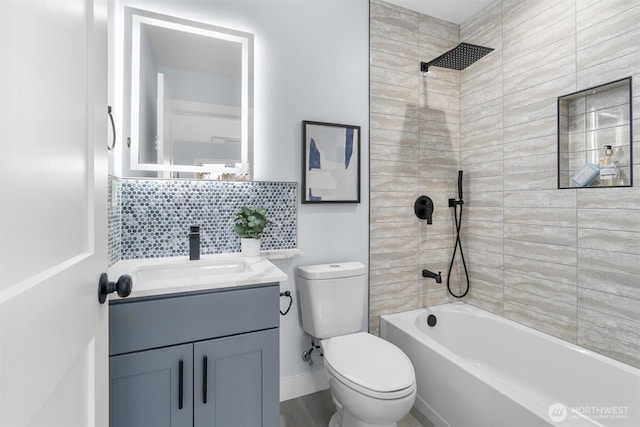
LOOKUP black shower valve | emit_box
[414,195,434,224]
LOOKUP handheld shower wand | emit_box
[447,170,470,298]
[449,170,464,207]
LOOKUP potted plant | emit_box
[234,206,270,256]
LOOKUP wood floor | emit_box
[280,389,431,427]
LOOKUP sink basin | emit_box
[133,259,250,283]
[108,255,287,298]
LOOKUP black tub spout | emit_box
[422,269,442,283]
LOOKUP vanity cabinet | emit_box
[110,344,193,427]
[193,330,278,426]
[109,283,279,427]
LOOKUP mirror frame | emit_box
[126,7,254,177]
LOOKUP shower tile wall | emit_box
[459,0,640,369]
[369,0,463,335]
[371,0,640,368]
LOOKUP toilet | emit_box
[297,262,416,427]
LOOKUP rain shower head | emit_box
[420,42,494,73]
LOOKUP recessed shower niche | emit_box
[558,77,633,188]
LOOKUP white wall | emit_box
[109,0,370,400]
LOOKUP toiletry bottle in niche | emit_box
[599,145,619,186]
[615,147,626,185]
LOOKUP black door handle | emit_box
[203,356,208,404]
[178,360,184,410]
[98,273,132,304]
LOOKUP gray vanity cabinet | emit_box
[110,344,193,427]
[109,283,280,427]
[194,329,279,426]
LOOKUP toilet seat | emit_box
[322,332,416,400]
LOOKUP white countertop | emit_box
[108,253,289,300]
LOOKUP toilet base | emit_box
[329,411,397,427]
[327,376,413,427]
[329,412,341,427]
[328,394,398,427]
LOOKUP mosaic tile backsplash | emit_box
[108,176,122,265]
[108,177,297,264]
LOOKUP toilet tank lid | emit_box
[297,262,366,280]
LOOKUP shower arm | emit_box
[420,52,449,73]
[420,45,459,72]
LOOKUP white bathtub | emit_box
[380,303,640,427]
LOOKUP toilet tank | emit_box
[297,262,367,339]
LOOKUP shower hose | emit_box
[447,199,470,298]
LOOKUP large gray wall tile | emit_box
[370,0,640,368]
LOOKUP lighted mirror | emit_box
[125,8,253,179]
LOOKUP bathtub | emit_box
[380,303,640,427]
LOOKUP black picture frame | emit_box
[302,121,361,203]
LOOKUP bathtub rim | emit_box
[381,302,640,377]
[380,302,640,427]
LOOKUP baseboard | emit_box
[414,395,444,427]
[410,406,437,427]
[280,370,329,402]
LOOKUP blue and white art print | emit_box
[302,121,360,203]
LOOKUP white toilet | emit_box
[297,262,416,427]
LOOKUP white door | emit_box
[0,0,109,426]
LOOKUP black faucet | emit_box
[422,269,442,283]
[189,225,200,260]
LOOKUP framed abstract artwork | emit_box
[302,121,361,203]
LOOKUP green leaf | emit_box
[233,205,270,238]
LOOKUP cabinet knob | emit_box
[98,273,133,304]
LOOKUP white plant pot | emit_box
[241,238,261,257]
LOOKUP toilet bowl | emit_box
[323,332,416,427]
[296,262,417,427]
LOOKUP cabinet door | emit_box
[110,344,193,427]
[194,329,279,427]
